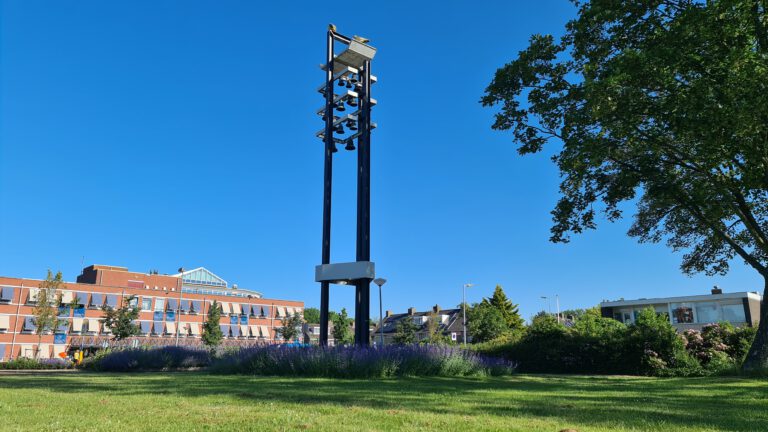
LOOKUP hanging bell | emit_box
[335,124,345,134]
[347,98,358,107]
[335,102,346,112]
[345,142,356,151]
[350,74,358,84]
[347,120,357,131]
[331,144,339,153]
[345,80,353,89]
[337,78,346,87]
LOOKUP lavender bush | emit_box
[210,345,516,378]
[0,357,74,370]
[82,346,211,372]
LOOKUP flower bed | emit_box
[211,345,516,378]
[81,345,516,377]
[0,358,74,370]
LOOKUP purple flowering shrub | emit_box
[82,346,211,372]
[0,357,74,370]
[211,345,516,378]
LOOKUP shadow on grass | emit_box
[1,373,766,431]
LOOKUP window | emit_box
[154,298,165,312]
[128,297,139,308]
[671,303,694,324]
[0,287,14,302]
[695,302,720,323]
[722,303,746,323]
[142,298,152,311]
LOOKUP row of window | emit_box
[613,301,746,325]
[0,287,301,319]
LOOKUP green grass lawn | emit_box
[0,373,766,431]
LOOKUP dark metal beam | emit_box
[319,29,335,347]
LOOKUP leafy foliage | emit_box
[475,306,756,376]
[482,0,768,369]
[303,307,321,324]
[102,295,140,340]
[481,285,525,330]
[277,312,303,342]
[202,300,224,349]
[468,302,509,343]
[33,270,63,358]
[331,308,353,345]
[392,316,419,345]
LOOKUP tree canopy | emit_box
[202,300,224,349]
[303,307,321,324]
[482,0,768,370]
[102,295,140,340]
[392,317,419,345]
[481,285,525,330]
[331,308,353,345]
[468,302,508,343]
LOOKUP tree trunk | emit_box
[743,277,768,372]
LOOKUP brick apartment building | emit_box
[0,264,304,360]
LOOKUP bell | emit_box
[347,120,357,131]
[345,80,353,89]
[347,98,358,107]
[337,78,346,87]
[345,142,356,151]
[335,103,345,112]
[350,74,358,84]
[335,124,344,134]
[331,144,338,153]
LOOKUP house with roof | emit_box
[376,305,466,345]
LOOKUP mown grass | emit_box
[0,373,766,431]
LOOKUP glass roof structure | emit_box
[174,267,262,298]
[178,268,227,287]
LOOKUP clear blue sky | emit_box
[1,1,762,320]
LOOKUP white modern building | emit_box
[600,287,762,331]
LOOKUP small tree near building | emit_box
[331,308,353,345]
[202,300,224,350]
[278,312,303,342]
[32,270,63,358]
[303,307,321,324]
[102,295,141,340]
[423,311,451,345]
[393,317,419,345]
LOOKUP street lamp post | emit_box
[373,278,386,346]
[463,283,474,345]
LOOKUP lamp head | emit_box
[373,278,387,287]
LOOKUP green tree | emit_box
[202,300,224,349]
[277,312,303,342]
[331,308,353,345]
[422,311,451,345]
[467,302,508,343]
[303,307,321,324]
[392,317,419,345]
[481,285,524,331]
[32,270,63,358]
[102,295,140,341]
[481,0,768,371]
